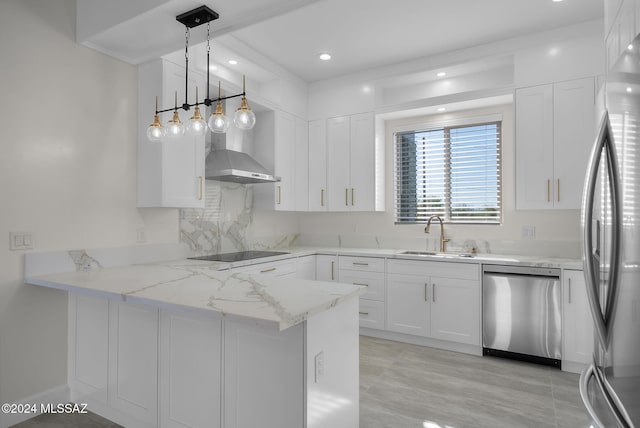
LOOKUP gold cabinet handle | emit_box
[321,189,324,207]
[277,186,282,205]
[424,283,428,302]
[359,311,369,316]
[352,262,369,266]
[433,283,436,302]
[557,179,560,202]
[547,179,551,202]
[260,267,276,273]
[198,176,203,200]
[331,260,334,281]
[345,188,349,206]
[351,188,354,206]
[353,282,369,287]
[568,278,572,304]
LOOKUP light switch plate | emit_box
[10,232,33,250]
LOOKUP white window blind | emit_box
[394,120,502,224]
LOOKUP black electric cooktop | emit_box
[188,251,289,262]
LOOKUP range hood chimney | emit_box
[204,111,278,184]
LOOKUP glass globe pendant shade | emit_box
[233,96,256,130]
[166,110,185,138]
[147,114,165,141]
[208,101,230,133]
[187,105,207,136]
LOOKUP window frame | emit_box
[393,114,503,225]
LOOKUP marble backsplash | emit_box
[179,181,298,256]
[180,181,580,259]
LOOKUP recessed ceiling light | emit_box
[627,87,633,93]
[552,0,563,2]
[437,107,446,112]
[319,53,332,61]
[436,72,446,77]
[228,59,238,65]
[628,44,634,51]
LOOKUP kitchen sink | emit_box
[400,250,474,258]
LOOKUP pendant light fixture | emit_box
[147,5,256,142]
[208,81,230,133]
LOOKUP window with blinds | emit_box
[394,120,502,224]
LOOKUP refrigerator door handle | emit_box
[580,362,634,428]
[582,111,622,349]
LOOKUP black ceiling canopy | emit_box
[176,5,219,28]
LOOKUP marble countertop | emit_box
[23,244,583,331]
[25,258,364,331]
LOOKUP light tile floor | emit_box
[12,336,592,428]
[359,335,593,428]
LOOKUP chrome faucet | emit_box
[424,215,449,253]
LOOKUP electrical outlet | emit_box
[314,351,324,383]
[522,225,536,240]
[136,228,147,244]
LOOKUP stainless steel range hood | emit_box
[204,112,278,184]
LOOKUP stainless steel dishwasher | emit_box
[482,264,562,368]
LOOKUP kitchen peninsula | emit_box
[24,246,362,428]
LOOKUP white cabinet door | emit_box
[349,112,375,211]
[316,255,338,281]
[224,322,304,428]
[308,119,327,211]
[515,84,554,209]
[69,294,109,404]
[515,78,595,210]
[108,301,158,426]
[553,78,595,209]
[159,312,222,428]
[326,116,351,211]
[386,273,430,336]
[295,255,316,280]
[429,276,480,346]
[274,111,295,210]
[137,59,205,208]
[563,270,594,366]
[294,117,309,211]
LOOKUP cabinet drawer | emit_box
[358,299,385,330]
[339,271,385,301]
[339,256,385,273]
[234,259,296,277]
[387,259,478,281]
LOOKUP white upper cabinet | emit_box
[515,77,595,210]
[325,112,378,211]
[254,110,308,211]
[137,59,205,208]
[308,119,328,211]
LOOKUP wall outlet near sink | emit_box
[522,225,536,239]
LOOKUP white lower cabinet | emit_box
[386,259,481,346]
[159,312,222,428]
[295,255,316,279]
[69,291,358,428]
[338,256,386,330]
[316,254,338,282]
[562,269,594,371]
[108,301,158,427]
[232,258,296,277]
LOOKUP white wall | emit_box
[0,0,177,405]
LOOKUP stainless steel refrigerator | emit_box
[580,34,640,427]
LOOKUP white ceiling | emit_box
[78,0,604,83]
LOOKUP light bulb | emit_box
[147,114,165,141]
[187,106,207,136]
[233,96,256,130]
[166,110,185,138]
[208,101,230,133]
